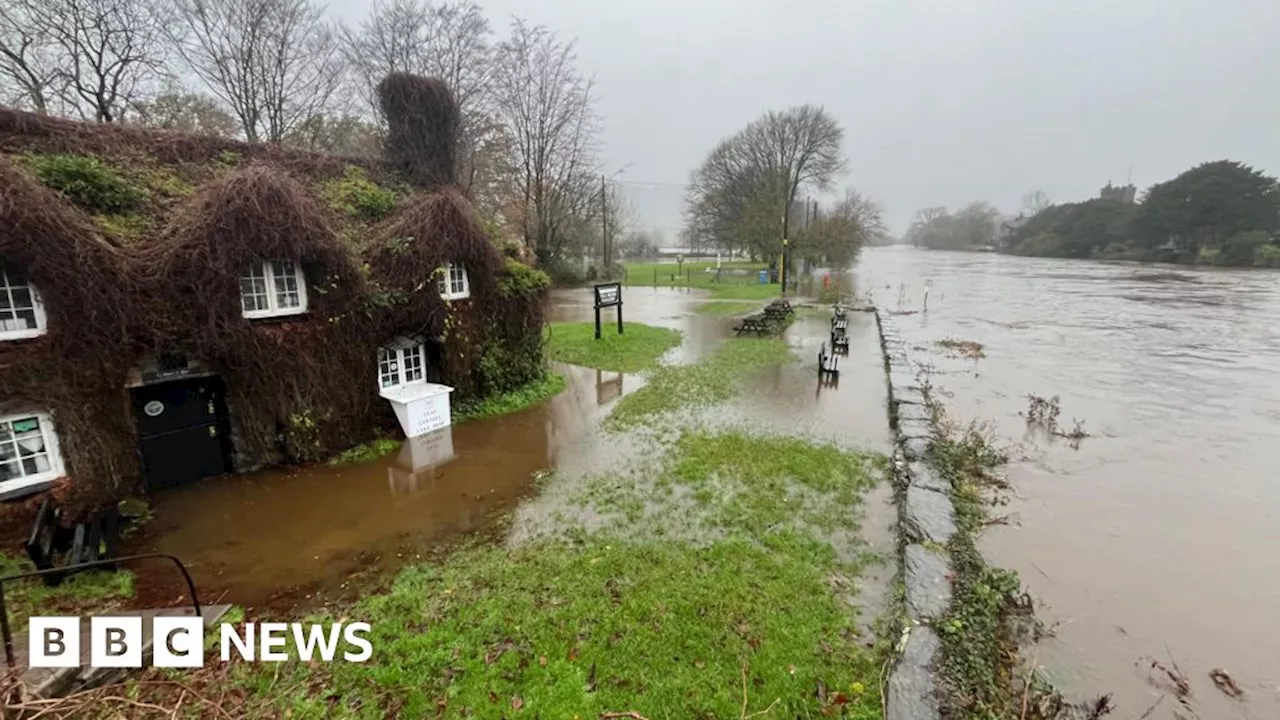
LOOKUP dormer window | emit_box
[438,263,470,300]
[240,260,308,318]
[0,268,47,341]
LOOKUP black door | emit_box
[132,377,231,489]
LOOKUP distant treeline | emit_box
[908,160,1280,268]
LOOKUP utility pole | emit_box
[600,174,608,277]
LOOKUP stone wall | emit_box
[875,309,958,720]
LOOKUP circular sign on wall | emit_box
[143,401,165,417]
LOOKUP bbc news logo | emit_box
[28,618,372,668]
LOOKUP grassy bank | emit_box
[621,260,781,300]
[545,321,682,372]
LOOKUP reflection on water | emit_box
[857,247,1280,719]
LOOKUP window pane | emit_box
[273,261,301,309]
[0,462,16,482]
[14,309,36,330]
[0,441,14,461]
[21,455,49,475]
[240,265,269,313]
[16,433,45,456]
[403,345,423,382]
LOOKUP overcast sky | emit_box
[335,0,1279,235]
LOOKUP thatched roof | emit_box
[0,107,379,176]
[0,155,127,350]
[144,164,364,333]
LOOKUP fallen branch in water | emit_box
[1209,668,1244,699]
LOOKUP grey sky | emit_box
[332,0,1280,236]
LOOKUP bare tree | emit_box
[0,0,169,121]
[683,105,846,259]
[1021,190,1052,216]
[169,0,345,143]
[0,3,60,113]
[491,19,599,262]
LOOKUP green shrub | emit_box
[496,257,551,297]
[1220,230,1273,266]
[1254,242,1280,268]
[321,165,397,221]
[26,154,147,212]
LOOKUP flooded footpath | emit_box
[128,286,895,616]
[856,246,1280,718]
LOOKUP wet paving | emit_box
[128,284,895,617]
[857,246,1280,718]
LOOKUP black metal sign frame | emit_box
[593,282,623,339]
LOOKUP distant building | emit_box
[1099,182,1137,203]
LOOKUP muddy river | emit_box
[857,246,1280,717]
[130,285,894,616]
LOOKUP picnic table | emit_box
[735,314,772,335]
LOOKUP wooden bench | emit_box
[26,498,120,586]
[830,329,849,353]
[735,314,772,335]
[818,342,840,380]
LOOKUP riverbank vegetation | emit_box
[906,161,1280,268]
[545,321,681,372]
[926,412,1089,719]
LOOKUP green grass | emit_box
[695,300,763,316]
[191,428,885,720]
[329,437,402,466]
[454,372,568,422]
[608,337,795,429]
[0,553,133,628]
[621,260,781,300]
[545,322,681,373]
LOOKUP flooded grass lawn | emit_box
[545,321,681,372]
[65,286,896,718]
[695,299,765,315]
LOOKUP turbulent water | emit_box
[855,247,1280,718]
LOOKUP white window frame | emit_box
[0,268,47,341]
[378,341,427,390]
[438,263,470,300]
[240,260,308,319]
[0,411,64,495]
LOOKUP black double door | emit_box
[131,376,231,489]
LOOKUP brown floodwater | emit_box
[129,286,895,615]
[856,246,1280,717]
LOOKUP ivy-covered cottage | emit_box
[0,75,548,513]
